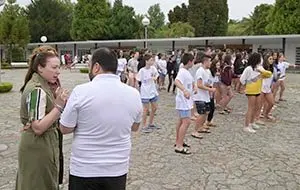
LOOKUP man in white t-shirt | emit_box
[192,55,216,139]
[136,54,160,133]
[59,48,143,190]
[174,53,195,155]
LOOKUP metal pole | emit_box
[145,26,148,49]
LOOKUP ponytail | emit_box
[20,54,38,92]
[20,46,58,93]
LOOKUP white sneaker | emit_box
[244,126,256,133]
[251,123,260,130]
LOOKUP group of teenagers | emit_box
[15,44,297,190]
[116,48,297,155]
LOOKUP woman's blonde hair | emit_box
[20,46,59,92]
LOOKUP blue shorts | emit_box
[141,96,159,104]
[177,110,191,119]
[159,73,166,78]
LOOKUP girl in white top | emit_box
[273,53,297,102]
[127,51,139,89]
[117,50,128,83]
[136,54,160,133]
[261,54,277,122]
[174,53,195,155]
[157,53,167,90]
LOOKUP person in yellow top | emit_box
[240,53,272,133]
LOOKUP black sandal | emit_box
[174,142,190,148]
[175,147,191,155]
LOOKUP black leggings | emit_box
[168,73,177,93]
[207,98,215,122]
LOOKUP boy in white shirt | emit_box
[137,54,160,133]
[192,55,216,139]
[174,53,195,154]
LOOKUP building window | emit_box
[296,47,300,65]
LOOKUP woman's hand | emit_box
[55,87,69,108]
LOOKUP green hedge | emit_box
[79,68,89,73]
[0,82,13,93]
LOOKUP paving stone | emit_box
[0,144,8,152]
[1,70,300,190]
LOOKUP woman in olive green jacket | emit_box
[16,46,68,190]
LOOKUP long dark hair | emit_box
[20,46,59,92]
[272,51,279,65]
[221,54,232,70]
[218,52,224,67]
[263,54,274,73]
[233,53,243,73]
[248,52,262,70]
[210,59,218,77]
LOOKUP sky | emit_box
[11,0,275,20]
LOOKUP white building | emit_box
[1,35,300,64]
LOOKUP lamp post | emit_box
[0,0,5,84]
[40,36,47,44]
[142,17,150,49]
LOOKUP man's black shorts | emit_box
[195,101,210,115]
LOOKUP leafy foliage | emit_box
[147,4,165,31]
[71,0,110,40]
[266,0,300,34]
[0,0,30,63]
[188,0,228,37]
[107,0,139,39]
[27,0,73,42]
[0,82,13,93]
[251,4,273,35]
[79,68,89,73]
[156,22,195,38]
[168,3,188,24]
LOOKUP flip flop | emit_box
[175,147,192,155]
[224,109,232,113]
[279,99,287,102]
[206,123,217,127]
[174,142,190,148]
[198,129,211,134]
[191,134,203,139]
[219,111,226,115]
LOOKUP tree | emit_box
[168,3,188,24]
[147,4,165,31]
[107,0,139,39]
[266,0,300,34]
[71,0,110,40]
[188,0,228,37]
[155,22,195,38]
[251,4,273,35]
[0,0,30,63]
[26,0,73,42]
[227,19,248,36]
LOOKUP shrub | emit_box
[0,82,13,93]
[1,62,11,69]
[79,68,89,73]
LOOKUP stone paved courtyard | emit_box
[0,69,300,190]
